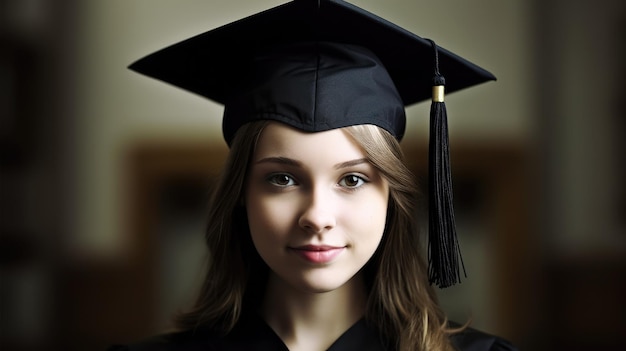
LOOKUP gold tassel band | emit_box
[433,85,445,102]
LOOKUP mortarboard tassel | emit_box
[426,39,466,288]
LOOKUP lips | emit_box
[289,245,346,264]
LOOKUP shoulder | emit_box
[106,313,282,351]
[450,326,518,351]
[107,329,220,351]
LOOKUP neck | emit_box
[260,272,368,351]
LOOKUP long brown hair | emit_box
[176,121,457,350]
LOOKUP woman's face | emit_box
[245,122,389,293]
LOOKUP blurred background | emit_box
[1,0,625,350]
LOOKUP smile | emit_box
[289,245,346,264]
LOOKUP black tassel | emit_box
[427,40,466,288]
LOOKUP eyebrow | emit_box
[255,157,302,167]
[254,157,370,170]
[334,158,370,170]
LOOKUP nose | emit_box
[298,187,336,234]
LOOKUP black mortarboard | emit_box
[129,0,496,288]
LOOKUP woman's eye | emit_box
[267,174,296,187]
[339,174,366,188]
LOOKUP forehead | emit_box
[252,122,365,161]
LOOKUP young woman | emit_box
[115,1,518,350]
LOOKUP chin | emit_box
[293,271,363,295]
[304,280,346,293]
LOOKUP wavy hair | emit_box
[176,121,457,350]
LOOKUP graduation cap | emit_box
[129,0,496,288]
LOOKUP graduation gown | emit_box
[109,313,517,351]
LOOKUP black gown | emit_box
[110,313,517,351]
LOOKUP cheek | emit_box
[246,194,294,242]
[363,189,389,224]
[345,193,389,243]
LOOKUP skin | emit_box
[245,122,389,351]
